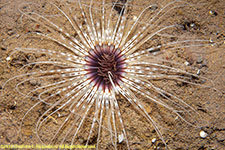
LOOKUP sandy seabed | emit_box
[0,0,224,149]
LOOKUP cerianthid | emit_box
[1,0,223,149]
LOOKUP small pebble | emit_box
[133,15,137,21]
[58,113,61,117]
[152,137,157,143]
[150,5,158,10]
[200,130,208,138]
[184,61,190,66]
[209,10,218,16]
[190,22,196,28]
[118,134,124,143]
[6,57,11,61]
[7,29,15,36]
[15,34,20,38]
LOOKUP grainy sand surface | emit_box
[0,0,224,149]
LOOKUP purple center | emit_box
[85,44,126,91]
